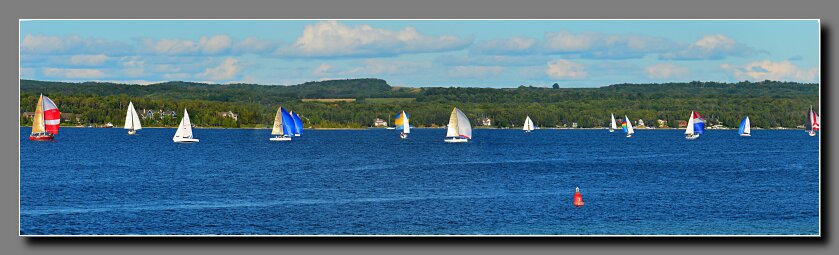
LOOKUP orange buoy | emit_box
[573,187,584,207]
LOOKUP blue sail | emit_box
[291,111,303,135]
[280,108,295,137]
[738,116,748,135]
[694,119,705,135]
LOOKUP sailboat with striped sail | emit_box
[270,107,294,141]
[609,113,617,133]
[523,116,535,133]
[29,94,61,141]
[685,111,705,140]
[622,115,634,138]
[124,101,142,135]
[395,110,410,139]
[739,116,751,137]
[444,107,472,143]
[807,106,820,137]
[173,109,199,143]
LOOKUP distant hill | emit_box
[20,79,819,129]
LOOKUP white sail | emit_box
[625,115,634,134]
[743,116,751,134]
[610,113,617,130]
[174,108,193,139]
[446,108,459,137]
[401,110,410,134]
[271,107,284,135]
[446,107,472,139]
[124,102,142,130]
[523,116,535,131]
[685,111,695,135]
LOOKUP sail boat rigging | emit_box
[807,106,819,137]
[685,111,705,140]
[395,110,410,139]
[29,94,61,141]
[124,101,142,135]
[444,107,472,143]
[523,116,535,133]
[739,116,751,137]
[173,108,199,143]
[622,115,634,138]
[270,107,294,141]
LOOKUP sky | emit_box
[19,20,820,88]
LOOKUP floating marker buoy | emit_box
[573,187,584,207]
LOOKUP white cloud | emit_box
[233,37,279,54]
[472,37,537,55]
[542,31,676,59]
[645,63,689,79]
[313,64,334,76]
[70,54,108,66]
[141,35,232,55]
[199,57,240,80]
[721,60,818,82]
[21,34,130,55]
[43,68,106,79]
[448,66,504,78]
[276,21,472,57]
[546,59,587,79]
[661,34,763,60]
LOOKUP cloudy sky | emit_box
[20,20,819,87]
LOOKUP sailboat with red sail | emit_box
[29,94,61,141]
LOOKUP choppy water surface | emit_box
[20,128,819,235]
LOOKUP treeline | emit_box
[20,79,819,129]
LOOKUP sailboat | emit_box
[270,107,294,141]
[124,101,142,135]
[685,111,705,140]
[290,110,303,137]
[395,110,410,139]
[386,115,396,130]
[622,115,634,138]
[609,113,617,133]
[523,116,535,133]
[29,94,61,141]
[173,108,199,143]
[807,106,820,137]
[444,107,472,143]
[739,116,751,137]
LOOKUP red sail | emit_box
[42,96,61,134]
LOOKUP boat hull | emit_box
[609,129,615,133]
[740,134,751,137]
[269,136,292,141]
[685,134,699,140]
[444,138,468,143]
[128,129,136,135]
[29,134,54,141]
[809,131,817,137]
[173,138,199,143]
[294,134,301,137]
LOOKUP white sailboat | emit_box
[685,111,705,140]
[270,107,293,141]
[523,116,535,132]
[609,113,617,133]
[124,101,142,135]
[444,107,472,143]
[173,108,199,143]
[623,115,634,138]
[738,116,751,137]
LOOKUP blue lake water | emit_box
[20,127,820,235]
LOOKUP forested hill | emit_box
[20,79,819,129]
